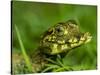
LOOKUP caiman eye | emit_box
[55,25,64,36]
[56,27,61,32]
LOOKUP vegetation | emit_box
[12,1,97,74]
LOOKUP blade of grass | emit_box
[45,58,58,65]
[56,58,64,67]
[56,54,64,67]
[45,64,59,67]
[15,25,32,72]
[54,67,65,72]
[41,65,59,73]
[55,66,73,72]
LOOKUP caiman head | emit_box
[40,20,92,55]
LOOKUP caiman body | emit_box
[12,20,92,74]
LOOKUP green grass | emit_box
[15,25,32,72]
[42,55,73,72]
[12,1,97,74]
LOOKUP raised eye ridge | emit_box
[66,19,78,25]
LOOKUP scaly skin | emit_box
[40,20,92,55]
[12,20,92,74]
